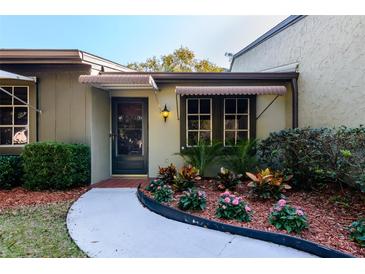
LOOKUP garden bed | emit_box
[141,180,365,257]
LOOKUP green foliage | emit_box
[222,139,257,175]
[158,163,177,184]
[246,168,292,200]
[215,191,253,222]
[257,127,365,191]
[21,142,90,190]
[216,167,241,191]
[269,199,308,234]
[127,46,224,72]
[177,140,222,177]
[0,155,23,189]
[348,218,365,247]
[171,165,199,192]
[178,188,207,211]
[153,185,174,203]
[145,178,165,193]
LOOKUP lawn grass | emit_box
[0,201,86,258]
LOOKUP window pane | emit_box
[188,115,199,130]
[225,99,236,114]
[0,127,12,145]
[14,107,28,125]
[13,127,28,144]
[237,115,248,130]
[237,99,248,113]
[187,99,198,114]
[187,131,198,146]
[200,131,211,144]
[117,103,142,129]
[225,131,235,146]
[0,87,12,105]
[117,129,142,155]
[200,99,210,114]
[200,115,210,130]
[0,107,13,124]
[14,87,28,105]
[225,115,235,130]
[237,131,248,142]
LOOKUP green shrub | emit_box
[216,167,241,191]
[257,127,365,191]
[21,142,90,190]
[153,185,173,203]
[269,199,308,234]
[348,218,365,247]
[145,178,165,193]
[0,155,23,189]
[215,191,253,222]
[178,188,207,211]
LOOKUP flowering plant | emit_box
[246,168,292,200]
[153,184,174,203]
[216,167,242,191]
[145,178,165,193]
[158,163,177,184]
[269,199,308,234]
[348,218,365,247]
[178,188,207,211]
[215,191,252,222]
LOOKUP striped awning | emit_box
[175,85,287,96]
[79,74,158,90]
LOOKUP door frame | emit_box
[111,97,149,175]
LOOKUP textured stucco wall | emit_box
[231,15,365,128]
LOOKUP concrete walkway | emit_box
[67,188,316,258]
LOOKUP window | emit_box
[181,96,255,149]
[0,86,29,146]
[186,98,212,146]
[224,98,249,146]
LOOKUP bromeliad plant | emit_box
[158,163,177,184]
[145,178,165,193]
[269,199,308,234]
[173,165,200,192]
[215,191,253,222]
[178,188,207,211]
[153,184,174,203]
[246,168,292,200]
[348,218,365,247]
[216,167,242,191]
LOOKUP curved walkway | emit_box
[67,188,316,258]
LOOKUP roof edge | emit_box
[230,15,306,69]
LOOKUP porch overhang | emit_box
[175,85,287,96]
[78,74,158,90]
[0,69,36,82]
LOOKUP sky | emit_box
[0,16,286,69]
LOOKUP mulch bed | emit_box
[0,187,88,210]
[142,180,365,257]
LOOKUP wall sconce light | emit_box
[161,104,170,122]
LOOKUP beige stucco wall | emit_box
[231,16,365,129]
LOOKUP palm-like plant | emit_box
[177,140,222,177]
[222,139,257,175]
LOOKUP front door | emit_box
[112,97,148,174]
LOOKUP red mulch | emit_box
[0,187,89,210]
[143,180,365,257]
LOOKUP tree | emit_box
[127,46,225,72]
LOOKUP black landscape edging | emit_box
[137,186,353,258]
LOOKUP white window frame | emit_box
[0,85,29,147]
[186,98,212,147]
[223,98,250,146]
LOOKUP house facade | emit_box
[0,49,298,183]
[230,15,365,128]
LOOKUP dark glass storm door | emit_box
[111,98,148,174]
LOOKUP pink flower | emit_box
[245,205,251,212]
[198,191,203,197]
[277,199,287,207]
[222,205,227,209]
[154,179,158,182]
[232,198,240,206]
[157,186,161,190]
[296,209,304,216]
[150,184,154,187]
[224,197,231,203]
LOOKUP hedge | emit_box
[257,126,365,192]
[21,142,90,190]
[0,155,23,189]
